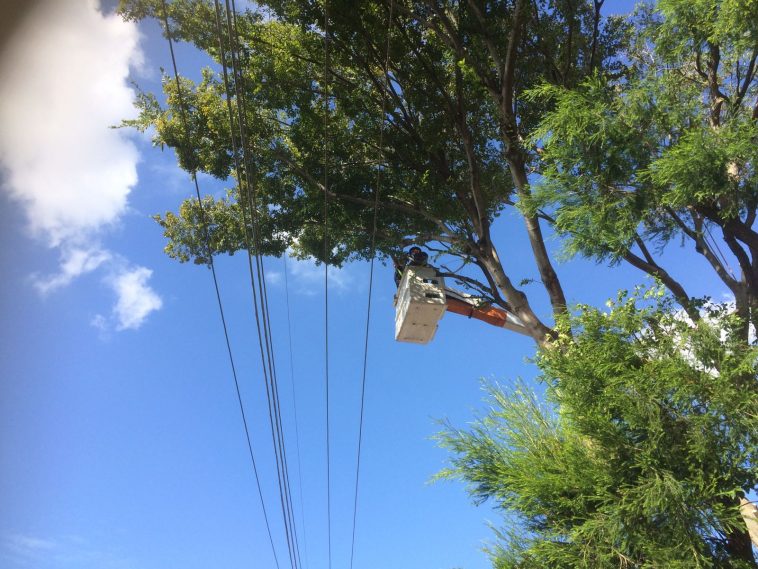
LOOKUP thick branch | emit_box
[707,42,728,126]
[722,227,758,292]
[624,239,700,322]
[734,47,757,110]
[501,0,527,120]
[273,146,453,234]
[476,240,555,345]
[667,207,741,292]
[510,157,568,317]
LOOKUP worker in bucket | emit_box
[393,246,429,285]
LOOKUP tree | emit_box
[435,0,758,561]
[118,0,758,565]
[119,0,627,344]
[525,0,758,333]
[439,291,758,568]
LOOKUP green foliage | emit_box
[648,119,758,218]
[526,0,758,263]
[525,77,655,260]
[118,0,629,268]
[439,293,758,567]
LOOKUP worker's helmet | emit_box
[408,246,426,263]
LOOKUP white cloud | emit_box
[0,1,163,331]
[0,0,142,246]
[109,266,163,330]
[90,313,109,332]
[266,270,283,285]
[3,534,57,554]
[2,533,133,569]
[33,246,112,294]
[286,255,353,295]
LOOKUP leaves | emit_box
[441,293,758,567]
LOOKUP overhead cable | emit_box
[322,3,333,569]
[212,0,304,567]
[349,2,396,568]
[283,254,310,568]
[158,2,280,567]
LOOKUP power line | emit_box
[238,6,306,564]
[209,3,297,568]
[158,2,280,568]
[208,0,306,568]
[704,222,736,279]
[226,0,304,563]
[212,1,304,567]
[322,3,332,569]
[350,2,395,568]
[283,255,310,568]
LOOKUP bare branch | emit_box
[623,244,700,322]
[667,207,741,291]
[272,145,454,234]
[734,47,757,109]
[436,271,500,304]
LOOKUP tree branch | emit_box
[501,0,527,124]
[707,42,728,126]
[475,239,556,345]
[667,207,741,291]
[734,47,757,110]
[588,0,604,72]
[721,226,757,291]
[624,240,700,322]
[466,0,503,70]
[272,145,454,234]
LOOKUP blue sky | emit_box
[0,1,729,569]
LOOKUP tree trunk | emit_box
[508,154,568,319]
[722,496,758,565]
[478,241,554,346]
[740,498,758,551]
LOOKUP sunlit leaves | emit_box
[441,293,758,568]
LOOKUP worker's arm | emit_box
[392,256,405,285]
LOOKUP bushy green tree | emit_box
[433,1,758,562]
[439,292,758,567]
[119,0,758,342]
[119,0,627,344]
[525,0,758,330]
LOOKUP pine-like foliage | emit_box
[439,292,758,568]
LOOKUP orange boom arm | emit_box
[446,297,510,327]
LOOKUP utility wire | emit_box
[322,3,332,569]
[283,255,310,568]
[211,1,302,567]
[225,1,303,566]
[210,2,296,567]
[222,1,304,567]
[235,5,306,563]
[349,2,395,568]
[158,2,280,568]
